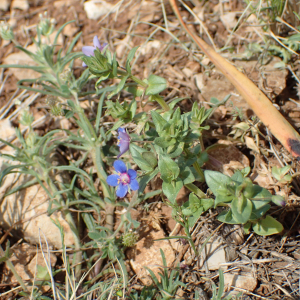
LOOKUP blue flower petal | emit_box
[117,144,130,158]
[114,160,127,173]
[82,46,96,56]
[118,127,126,133]
[93,35,101,49]
[117,130,130,158]
[106,174,119,186]
[128,169,137,180]
[129,179,139,191]
[116,184,128,198]
[118,132,130,142]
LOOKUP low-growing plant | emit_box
[144,249,185,300]
[0,11,288,299]
[202,269,242,300]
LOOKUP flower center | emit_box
[119,173,130,185]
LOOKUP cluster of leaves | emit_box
[205,169,284,236]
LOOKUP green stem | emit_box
[199,136,205,152]
[151,94,170,111]
[72,92,98,140]
[117,69,170,111]
[89,148,111,199]
[184,225,198,256]
[129,74,148,88]
[185,183,206,198]
[89,147,116,277]
[193,161,205,182]
[47,177,82,280]
[89,147,115,233]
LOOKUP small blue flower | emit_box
[106,160,139,198]
[82,35,107,67]
[117,128,130,158]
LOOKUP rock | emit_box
[139,40,162,56]
[0,119,15,141]
[3,30,63,81]
[182,61,201,79]
[0,181,75,249]
[11,0,29,10]
[127,229,175,285]
[235,58,287,97]
[2,243,56,285]
[0,149,75,249]
[206,141,250,177]
[27,252,57,279]
[220,12,238,29]
[54,0,74,8]
[3,44,40,80]
[224,274,257,292]
[0,0,9,11]
[62,22,79,37]
[199,237,227,271]
[84,0,116,20]
[201,71,248,111]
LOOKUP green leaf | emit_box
[158,155,180,183]
[182,193,214,227]
[108,75,129,99]
[88,231,103,240]
[288,33,300,41]
[214,194,233,206]
[217,209,240,224]
[36,265,51,280]
[145,74,167,95]
[251,185,272,200]
[126,46,139,73]
[138,169,159,194]
[187,207,203,228]
[162,180,183,203]
[197,151,209,167]
[168,142,185,158]
[231,170,244,184]
[204,170,234,196]
[154,136,176,148]
[249,203,270,220]
[252,215,284,236]
[180,166,195,185]
[151,110,168,134]
[243,222,251,234]
[231,196,252,224]
[130,144,154,172]
[141,152,158,169]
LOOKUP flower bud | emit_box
[0,21,14,41]
[38,12,56,37]
[45,96,64,116]
[272,195,286,207]
[122,231,138,247]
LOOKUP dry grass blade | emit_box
[169,0,300,160]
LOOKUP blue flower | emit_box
[106,160,139,198]
[117,128,130,158]
[82,35,107,67]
